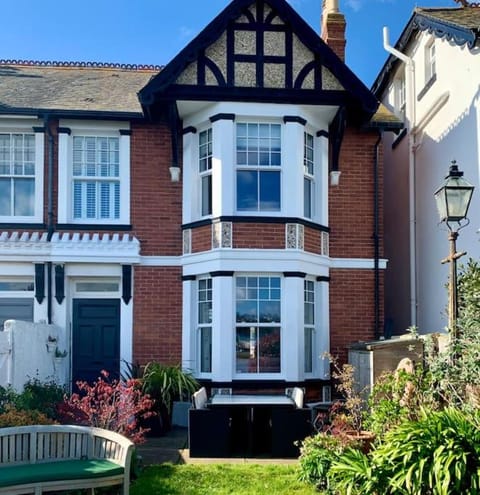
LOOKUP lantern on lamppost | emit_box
[434,160,474,340]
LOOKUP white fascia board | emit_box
[331,258,388,269]
[139,256,183,266]
[182,102,337,128]
[181,249,330,277]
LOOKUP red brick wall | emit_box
[191,225,211,253]
[233,223,285,249]
[329,268,384,363]
[321,13,346,62]
[304,227,322,255]
[328,128,385,362]
[133,266,183,365]
[329,128,384,259]
[130,123,183,256]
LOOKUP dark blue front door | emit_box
[72,299,120,387]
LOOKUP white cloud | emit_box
[345,0,363,11]
[179,26,195,40]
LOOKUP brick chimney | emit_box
[321,0,346,61]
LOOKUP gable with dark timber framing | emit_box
[139,0,379,124]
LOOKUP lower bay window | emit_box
[236,276,281,374]
[198,278,212,373]
[304,279,315,374]
[192,273,321,379]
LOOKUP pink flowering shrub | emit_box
[58,370,155,444]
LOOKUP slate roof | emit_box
[418,6,480,33]
[0,61,160,117]
[372,6,480,96]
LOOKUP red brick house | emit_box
[0,0,400,395]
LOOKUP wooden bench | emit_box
[0,424,134,495]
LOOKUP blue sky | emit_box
[0,0,457,88]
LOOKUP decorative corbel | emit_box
[329,107,346,186]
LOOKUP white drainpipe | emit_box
[383,27,417,329]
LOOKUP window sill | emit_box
[56,223,132,231]
[0,222,46,229]
[417,74,437,102]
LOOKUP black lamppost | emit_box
[434,161,474,340]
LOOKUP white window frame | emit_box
[234,274,282,376]
[0,120,44,223]
[425,38,436,84]
[58,121,130,225]
[198,128,212,218]
[304,278,315,375]
[235,121,282,214]
[303,131,315,219]
[197,277,212,375]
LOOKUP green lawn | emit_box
[130,463,319,495]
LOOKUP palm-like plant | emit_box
[141,362,199,431]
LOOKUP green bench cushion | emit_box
[0,459,124,487]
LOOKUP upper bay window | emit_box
[0,128,43,223]
[304,132,314,219]
[199,128,212,217]
[236,123,281,212]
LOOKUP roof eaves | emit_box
[414,11,477,48]
[0,107,145,121]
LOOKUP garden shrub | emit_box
[330,407,480,495]
[15,378,66,419]
[0,404,56,427]
[58,370,155,443]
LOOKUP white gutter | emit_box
[383,27,417,328]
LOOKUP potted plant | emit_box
[141,362,199,435]
[46,336,57,353]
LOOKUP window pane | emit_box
[258,327,280,372]
[0,281,34,291]
[236,326,256,373]
[13,178,34,216]
[304,177,312,218]
[76,282,119,292]
[259,171,280,211]
[237,170,258,211]
[304,328,313,373]
[200,327,212,373]
[259,300,280,323]
[236,300,257,323]
[0,179,11,215]
[201,175,212,216]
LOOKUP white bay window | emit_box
[235,276,281,374]
[236,123,281,212]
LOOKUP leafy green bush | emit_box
[298,431,361,491]
[15,378,66,419]
[330,408,480,495]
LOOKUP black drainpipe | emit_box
[373,131,382,340]
[44,115,55,324]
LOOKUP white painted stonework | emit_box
[0,320,66,391]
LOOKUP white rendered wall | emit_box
[381,31,480,334]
